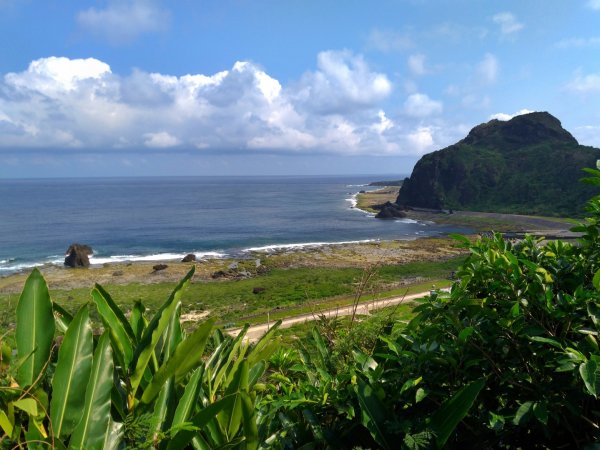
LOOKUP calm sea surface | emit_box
[0,176,470,274]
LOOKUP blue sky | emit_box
[1,0,600,177]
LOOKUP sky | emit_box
[1,0,600,178]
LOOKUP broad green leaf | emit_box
[594,270,600,291]
[13,398,38,416]
[580,360,600,397]
[53,302,73,334]
[214,324,249,393]
[248,361,266,388]
[141,319,214,404]
[415,388,427,403]
[166,395,235,450]
[68,333,114,450]
[312,328,329,370]
[529,336,563,349]
[488,412,505,431]
[92,284,135,368]
[171,366,205,431]
[246,320,282,367]
[130,266,195,399]
[354,377,391,450]
[162,302,183,361]
[218,360,249,440]
[16,268,55,387]
[509,302,520,318]
[25,415,50,448]
[430,378,485,449]
[533,402,548,425]
[101,419,123,450]
[151,377,175,438]
[130,300,146,342]
[513,401,533,425]
[0,410,13,437]
[400,377,422,394]
[588,302,600,327]
[50,304,93,438]
[458,327,475,342]
[241,391,258,450]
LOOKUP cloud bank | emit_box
[0,53,445,156]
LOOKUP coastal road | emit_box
[227,289,446,342]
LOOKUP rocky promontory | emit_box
[397,112,600,217]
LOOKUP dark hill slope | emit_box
[396,112,600,216]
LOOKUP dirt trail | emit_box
[227,289,438,342]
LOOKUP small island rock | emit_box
[64,243,93,268]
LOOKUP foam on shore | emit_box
[89,251,227,265]
[0,251,228,276]
[242,239,377,253]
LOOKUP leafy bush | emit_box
[260,168,600,449]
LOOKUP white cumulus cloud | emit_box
[294,50,392,114]
[0,54,429,156]
[407,127,435,154]
[77,0,170,44]
[489,109,534,121]
[492,12,524,36]
[404,93,443,117]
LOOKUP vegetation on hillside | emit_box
[1,164,600,448]
[397,112,600,216]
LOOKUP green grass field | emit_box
[0,257,463,332]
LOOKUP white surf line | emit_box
[227,288,447,343]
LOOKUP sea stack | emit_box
[64,243,93,268]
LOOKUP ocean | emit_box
[0,176,470,275]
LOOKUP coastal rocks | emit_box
[374,202,408,219]
[152,264,168,272]
[211,270,229,279]
[211,262,255,280]
[64,243,93,268]
[182,253,196,262]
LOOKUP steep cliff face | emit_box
[396,112,599,216]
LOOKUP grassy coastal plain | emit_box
[0,187,575,333]
[0,238,465,332]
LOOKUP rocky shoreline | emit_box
[0,237,468,294]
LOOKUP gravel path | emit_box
[228,289,440,342]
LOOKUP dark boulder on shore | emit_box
[64,243,93,268]
[152,264,168,272]
[182,253,196,262]
[374,201,407,219]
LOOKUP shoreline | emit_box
[0,236,468,294]
[354,187,578,235]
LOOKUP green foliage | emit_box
[259,166,600,448]
[0,266,277,449]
